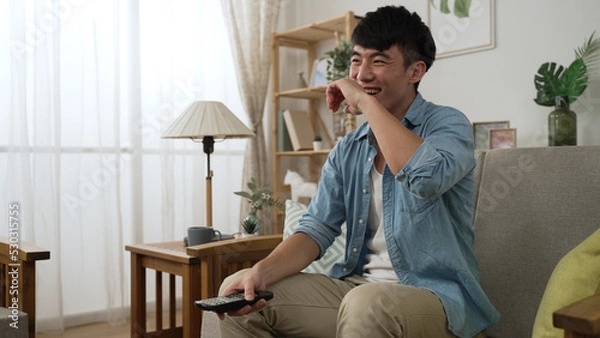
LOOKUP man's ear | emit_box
[408,61,427,84]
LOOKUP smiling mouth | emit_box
[365,88,381,95]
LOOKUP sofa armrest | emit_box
[186,234,282,257]
[553,293,600,337]
[186,234,282,298]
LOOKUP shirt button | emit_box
[362,189,367,194]
[352,247,358,253]
[343,268,348,272]
[368,157,372,162]
[358,219,364,224]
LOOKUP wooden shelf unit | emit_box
[271,12,361,233]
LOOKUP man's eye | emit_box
[373,59,385,64]
[351,58,360,64]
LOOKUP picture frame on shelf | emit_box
[489,128,517,150]
[309,58,330,87]
[473,120,510,150]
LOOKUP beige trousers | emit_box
[219,270,486,338]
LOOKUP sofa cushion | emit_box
[283,199,346,274]
[472,146,600,338]
[531,228,600,338]
[0,307,28,338]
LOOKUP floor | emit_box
[37,320,129,338]
[36,311,182,338]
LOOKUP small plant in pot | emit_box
[533,31,599,146]
[240,217,259,236]
[313,135,323,151]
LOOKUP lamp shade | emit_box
[162,101,254,140]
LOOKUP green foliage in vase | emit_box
[240,217,259,234]
[325,36,353,81]
[234,177,284,213]
[430,0,472,18]
[534,31,600,107]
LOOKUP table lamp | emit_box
[162,101,254,227]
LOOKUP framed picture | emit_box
[473,120,510,150]
[489,128,517,149]
[427,0,495,58]
[309,58,330,87]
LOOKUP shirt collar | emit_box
[403,92,426,127]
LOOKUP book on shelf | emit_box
[282,110,314,151]
[277,110,293,152]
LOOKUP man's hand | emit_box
[217,233,320,320]
[217,268,268,320]
[326,78,369,115]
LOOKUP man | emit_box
[218,5,500,337]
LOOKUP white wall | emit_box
[278,0,600,147]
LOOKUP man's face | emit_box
[349,44,417,118]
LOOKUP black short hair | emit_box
[352,5,436,73]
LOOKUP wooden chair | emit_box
[126,234,282,338]
[0,236,51,337]
[553,294,600,338]
[186,234,283,300]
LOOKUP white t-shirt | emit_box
[362,166,398,283]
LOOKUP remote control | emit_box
[194,290,274,313]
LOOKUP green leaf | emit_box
[454,0,472,18]
[439,0,450,14]
[247,177,258,191]
[431,0,472,18]
[534,62,564,107]
[557,58,588,103]
[575,31,600,79]
[234,191,253,200]
[325,36,353,81]
[575,31,598,61]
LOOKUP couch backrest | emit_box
[472,146,600,338]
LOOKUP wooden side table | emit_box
[126,241,202,338]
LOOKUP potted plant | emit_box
[324,36,356,132]
[312,135,323,151]
[234,177,284,235]
[240,217,259,237]
[325,36,353,82]
[534,31,599,146]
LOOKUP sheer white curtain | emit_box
[1,0,246,332]
[220,0,280,234]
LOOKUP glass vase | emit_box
[548,96,576,146]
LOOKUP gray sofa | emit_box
[0,308,28,338]
[201,146,600,337]
[472,146,599,337]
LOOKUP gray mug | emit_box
[185,226,222,246]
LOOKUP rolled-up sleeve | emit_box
[397,106,475,199]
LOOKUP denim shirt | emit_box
[294,93,500,338]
